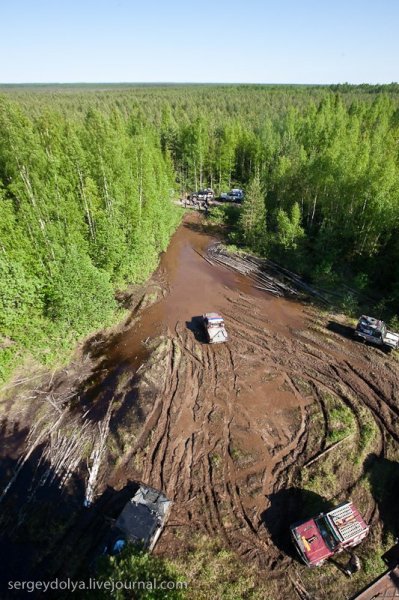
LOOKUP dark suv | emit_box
[104,485,172,554]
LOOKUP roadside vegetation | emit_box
[0,96,181,382]
[94,536,278,600]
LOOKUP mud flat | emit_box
[1,213,399,599]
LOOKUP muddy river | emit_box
[110,213,305,364]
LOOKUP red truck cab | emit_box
[291,502,369,567]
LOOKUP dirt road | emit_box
[99,214,399,596]
[107,216,310,558]
[1,212,399,598]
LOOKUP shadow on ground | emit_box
[261,487,334,561]
[0,424,141,599]
[186,316,208,343]
[327,321,357,341]
[364,453,399,540]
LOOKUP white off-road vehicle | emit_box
[354,315,399,351]
[203,312,228,344]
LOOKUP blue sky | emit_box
[0,0,397,84]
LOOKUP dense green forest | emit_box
[0,92,180,381]
[1,84,399,381]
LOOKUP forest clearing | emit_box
[1,212,398,599]
[1,0,399,590]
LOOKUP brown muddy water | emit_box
[109,213,305,366]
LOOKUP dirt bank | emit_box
[1,212,399,599]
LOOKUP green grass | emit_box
[321,392,357,444]
[210,452,222,469]
[0,305,127,387]
[302,467,337,500]
[94,536,279,600]
[357,406,378,459]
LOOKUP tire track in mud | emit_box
[194,342,236,540]
[142,303,398,572]
[4,215,399,599]
[102,278,399,580]
[101,221,399,581]
[206,342,266,556]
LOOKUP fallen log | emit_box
[84,399,114,507]
[254,285,282,296]
[208,244,301,297]
[193,248,214,266]
[208,243,332,303]
[303,434,353,467]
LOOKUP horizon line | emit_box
[0,81,398,87]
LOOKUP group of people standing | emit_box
[182,194,209,213]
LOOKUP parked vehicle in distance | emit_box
[202,312,228,343]
[291,502,369,567]
[220,189,244,202]
[190,188,214,201]
[104,484,172,555]
[354,315,399,351]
